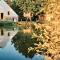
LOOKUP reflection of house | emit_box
[0,0,18,22]
[0,29,18,48]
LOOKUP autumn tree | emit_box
[15,0,48,21]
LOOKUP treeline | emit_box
[5,0,48,21]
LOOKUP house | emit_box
[0,0,18,22]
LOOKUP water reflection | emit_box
[0,28,18,48]
[12,31,44,59]
[12,31,35,58]
[0,29,4,36]
[0,27,44,60]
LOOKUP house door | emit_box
[1,13,3,19]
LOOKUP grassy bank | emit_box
[0,21,17,29]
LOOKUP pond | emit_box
[0,27,44,60]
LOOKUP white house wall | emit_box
[0,0,18,22]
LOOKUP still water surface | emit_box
[0,28,44,60]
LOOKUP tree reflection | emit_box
[12,31,36,58]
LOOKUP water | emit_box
[0,28,44,60]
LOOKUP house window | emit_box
[8,11,10,15]
[1,13,3,19]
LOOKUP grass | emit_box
[0,21,17,30]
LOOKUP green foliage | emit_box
[16,0,48,14]
[12,0,22,15]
